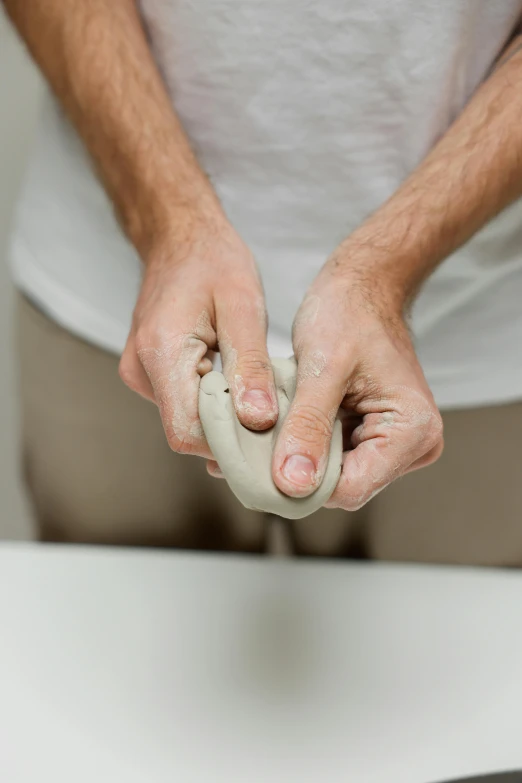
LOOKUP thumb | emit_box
[217,296,278,431]
[272,353,344,498]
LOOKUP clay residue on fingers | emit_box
[326,439,396,510]
[297,349,328,382]
[137,311,212,454]
[328,384,443,510]
[219,328,278,429]
[167,335,208,446]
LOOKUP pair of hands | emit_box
[119,211,443,511]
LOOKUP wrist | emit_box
[326,225,429,316]
[130,184,227,264]
[325,250,411,321]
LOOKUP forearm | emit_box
[4,0,222,258]
[333,34,522,310]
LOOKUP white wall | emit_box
[0,10,42,539]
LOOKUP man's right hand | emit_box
[3,0,277,460]
[119,209,278,458]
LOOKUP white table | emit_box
[1,544,522,783]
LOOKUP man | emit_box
[4,0,522,563]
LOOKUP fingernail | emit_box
[282,455,316,488]
[242,389,273,414]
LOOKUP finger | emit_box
[272,352,345,498]
[403,438,444,475]
[119,331,155,403]
[326,408,443,510]
[136,314,216,459]
[197,359,213,376]
[206,460,225,479]
[217,294,278,431]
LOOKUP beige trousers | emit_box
[17,294,522,565]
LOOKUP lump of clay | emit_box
[199,357,342,520]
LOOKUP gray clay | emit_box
[199,358,342,520]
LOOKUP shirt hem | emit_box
[10,238,129,356]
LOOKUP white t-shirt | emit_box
[9,0,522,410]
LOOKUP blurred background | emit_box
[0,9,40,540]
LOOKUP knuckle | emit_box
[287,403,332,446]
[174,440,193,457]
[426,437,445,465]
[164,425,191,456]
[423,411,444,450]
[136,329,178,371]
[118,356,139,390]
[334,489,366,513]
[134,328,154,360]
[237,347,271,378]
[162,409,205,457]
[135,321,170,351]
[343,498,366,512]
[342,485,382,512]
[343,483,371,511]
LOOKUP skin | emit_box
[121,218,278,458]
[264,29,522,509]
[211,27,522,509]
[5,0,522,507]
[4,0,278,461]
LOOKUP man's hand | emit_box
[270,29,522,509]
[8,0,522,486]
[120,210,278,458]
[3,0,278,456]
[270,262,443,509]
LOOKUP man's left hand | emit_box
[271,258,444,510]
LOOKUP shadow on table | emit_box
[440,773,522,782]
